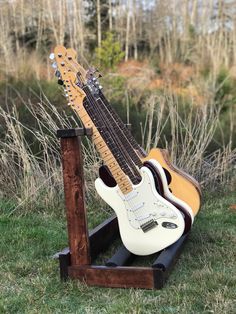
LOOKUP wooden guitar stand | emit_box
[55,127,189,289]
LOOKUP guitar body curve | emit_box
[95,165,185,256]
[142,148,201,216]
[144,159,194,234]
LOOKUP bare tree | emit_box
[97,0,102,48]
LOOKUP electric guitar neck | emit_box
[54,46,134,194]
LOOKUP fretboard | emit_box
[83,86,141,185]
[70,97,133,194]
[99,91,147,158]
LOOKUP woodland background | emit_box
[0,0,235,211]
[0,1,236,313]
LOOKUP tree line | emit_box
[1,0,236,78]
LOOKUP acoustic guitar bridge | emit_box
[141,219,158,232]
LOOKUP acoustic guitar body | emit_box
[142,148,201,216]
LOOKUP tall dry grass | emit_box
[0,85,235,215]
[139,91,236,188]
[0,87,102,215]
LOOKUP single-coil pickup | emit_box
[123,190,138,201]
[135,213,151,221]
[130,202,144,212]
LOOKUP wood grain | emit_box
[61,136,91,266]
[68,265,163,289]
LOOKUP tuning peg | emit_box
[57,79,63,85]
[55,70,61,78]
[52,62,57,69]
[99,85,103,90]
[49,53,55,60]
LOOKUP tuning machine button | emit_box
[52,62,57,69]
[58,79,63,85]
[49,53,55,60]
[55,70,61,78]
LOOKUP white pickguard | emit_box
[95,165,185,255]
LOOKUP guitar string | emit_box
[65,58,142,184]
[95,89,192,228]
[83,88,142,183]
[63,57,180,228]
[82,88,146,226]
[98,91,146,158]
[63,56,180,228]
[65,63,147,225]
[83,91,140,184]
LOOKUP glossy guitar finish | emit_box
[95,163,185,255]
[51,45,201,256]
[143,148,201,215]
[54,45,201,217]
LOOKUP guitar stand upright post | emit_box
[55,127,189,289]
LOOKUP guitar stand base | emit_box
[55,128,189,290]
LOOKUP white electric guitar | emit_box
[51,46,193,255]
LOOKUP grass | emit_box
[0,192,236,314]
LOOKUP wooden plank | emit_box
[61,136,91,266]
[59,250,71,281]
[68,265,161,289]
[57,127,93,138]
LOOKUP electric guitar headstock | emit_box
[50,45,103,104]
[49,45,87,110]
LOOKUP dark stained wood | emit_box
[56,128,189,290]
[68,265,162,289]
[153,268,165,289]
[60,136,91,266]
[89,215,119,260]
[54,215,119,264]
[57,127,93,138]
[59,249,71,281]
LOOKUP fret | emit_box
[82,115,92,124]
[69,96,133,194]
[99,146,111,155]
[99,93,147,159]
[96,97,144,169]
[95,142,106,150]
[102,156,114,165]
[82,95,140,184]
[109,165,120,174]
